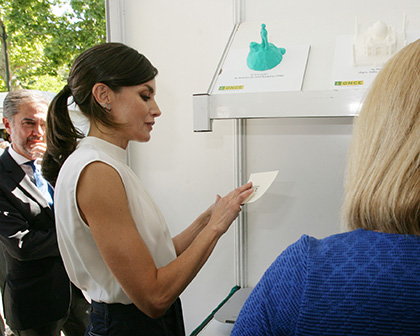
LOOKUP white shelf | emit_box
[193,89,365,132]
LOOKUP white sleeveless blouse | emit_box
[55,137,176,304]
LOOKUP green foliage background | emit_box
[0,0,106,93]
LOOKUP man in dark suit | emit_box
[0,90,89,336]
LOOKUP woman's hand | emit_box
[207,182,253,235]
[172,183,252,256]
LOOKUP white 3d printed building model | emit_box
[353,16,407,67]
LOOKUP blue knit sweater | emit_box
[231,229,420,335]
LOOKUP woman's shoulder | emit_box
[272,229,392,267]
[313,229,420,253]
[63,137,122,170]
[56,137,122,189]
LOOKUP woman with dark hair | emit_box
[43,42,253,336]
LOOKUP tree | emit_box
[0,0,106,92]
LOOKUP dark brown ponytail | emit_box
[42,85,83,186]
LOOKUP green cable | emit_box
[189,285,241,336]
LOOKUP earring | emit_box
[101,103,111,111]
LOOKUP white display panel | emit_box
[330,31,420,90]
[212,22,310,94]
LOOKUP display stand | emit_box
[191,3,366,335]
[192,90,362,336]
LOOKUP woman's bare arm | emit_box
[76,161,253,318]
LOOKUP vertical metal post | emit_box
[232,0,247,288]
[234,119,247,287]
[104,0,125,44]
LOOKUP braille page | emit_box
[243,170,279,204]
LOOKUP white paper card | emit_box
[243,170,279,204]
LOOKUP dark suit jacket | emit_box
[0,148,70,330]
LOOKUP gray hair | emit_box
[3,90,49,123]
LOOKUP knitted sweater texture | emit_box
[231,229,420,335]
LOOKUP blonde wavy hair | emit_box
[342,39,420,235]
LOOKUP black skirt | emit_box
[86,298,185,336]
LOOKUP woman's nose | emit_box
[151,100,162,117]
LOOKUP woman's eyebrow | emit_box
[144,84,155,94]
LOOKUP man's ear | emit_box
[92,83,112,106]
[3,117,12,135]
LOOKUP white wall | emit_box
[111,0,420,333]
[119,1,238,333]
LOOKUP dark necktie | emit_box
[24,160,54,207]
